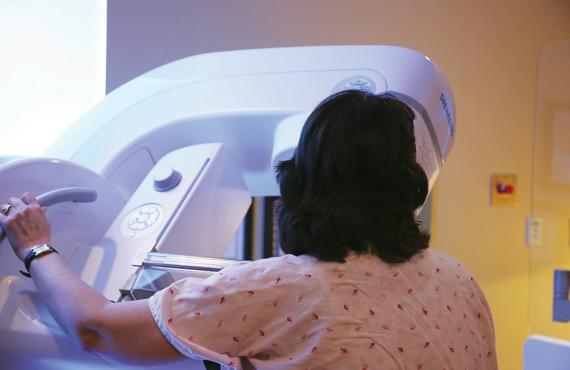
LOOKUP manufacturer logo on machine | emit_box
[332,76,377,94]
[440,92,454,137]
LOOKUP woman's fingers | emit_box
[0,193,52,260]
[21,192,40,207]
[9,197,26,211]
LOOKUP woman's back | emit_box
[150,251,496,369]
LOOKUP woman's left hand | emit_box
[0,192,52,262]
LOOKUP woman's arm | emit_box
[0,193,185,365]
[29,252,184,365]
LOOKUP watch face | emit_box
[33,244,51,255]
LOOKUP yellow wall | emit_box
[528,41,570,345]
[107,1,570,368]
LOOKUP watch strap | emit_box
[20,244,58,278]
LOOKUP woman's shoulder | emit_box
[217,254,320,282]
[413,249,478,283]
[416,249,461,264]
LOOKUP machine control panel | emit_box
[120,203,164,238]
[68,145,214,299]
[73,143,251,300]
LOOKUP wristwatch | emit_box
[20,244,58,278]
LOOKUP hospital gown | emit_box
[149,251,497,370]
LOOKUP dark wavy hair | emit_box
[275,90,430,263]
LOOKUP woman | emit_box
[0,91,497,369]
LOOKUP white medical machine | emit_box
[0,45,455,369]
[524,335,570,370]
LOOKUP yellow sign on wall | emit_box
[491,174,518,206]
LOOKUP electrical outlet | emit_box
[526,216,543,247]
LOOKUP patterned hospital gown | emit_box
[149,251,497,370]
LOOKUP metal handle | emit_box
[0,187,97,240]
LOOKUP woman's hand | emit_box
[0,192,51,261]
[0,193,182,365]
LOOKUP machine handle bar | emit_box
[0,187,98,241]
[36,187,97,207]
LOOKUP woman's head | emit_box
[276,90,429,263]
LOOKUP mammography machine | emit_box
[0,45,455,369]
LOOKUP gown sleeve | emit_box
[148,257,311,369]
